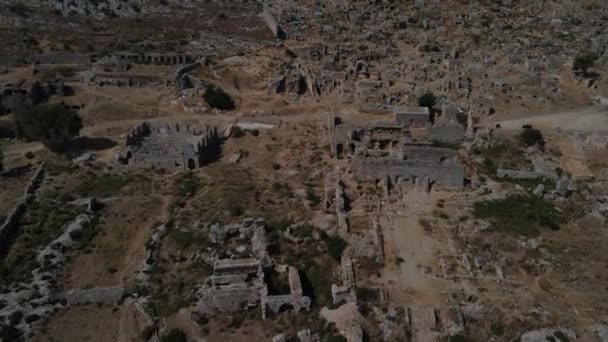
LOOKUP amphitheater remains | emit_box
[117,121,222,170]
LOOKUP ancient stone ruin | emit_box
[329,113,465,189]
[118,121,222,170]
[197,218,310,319]
[262,266,311,318]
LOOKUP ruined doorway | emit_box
[278,303,294,313]
[187,158,196,170]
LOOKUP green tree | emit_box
[573,52,597,74]
[418,92,437,109]
[203,84,235,110]
[14,103,83,153]
[325,235,347,260]
[520,126,544,147]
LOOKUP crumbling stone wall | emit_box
[325,172,350,234]
[0,162,46,253]
[198,219,309,319]
[428,124,465,144]
[197,258,266,315]
[496,169,558,181]
[136,223,167,286]
[106,52,213,65]
[393,106,430,127]
[331,257,357,305]
[65,286,124,305]
[0,211,98,338]
[84,74,162,87]
[355,156,464,187]
[262,267,311,317]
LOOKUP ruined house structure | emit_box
[197,219,311,319]
[118,121,222,170]
[329,111,465,189]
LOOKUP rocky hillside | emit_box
[46,0,198,17]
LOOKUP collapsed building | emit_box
[329,113,465,189]
[117,121,222,170]
[0,80,71,115]
[198,219,311,319]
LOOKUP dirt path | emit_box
[379,188,454,306]
[482,105,608,132]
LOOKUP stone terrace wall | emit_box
[0,162,46,253]
[428,125,465,144]
[355,158,464,187]
[65,286,125,305]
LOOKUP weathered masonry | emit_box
[329,113,465,188]
[118,121,222,170]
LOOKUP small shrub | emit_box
[304,262,334,306]
[176,172,200,197]
[491,322,505,336]
[75,174,130,197]
[161,328,187,342]
[325,235,347,260]
[520,126,545,147]
[418,91,437,109]
[55,65,76,77]
[480,157,497,175]
[141,326,155,340]
[228,203,244,217]
[573,52,597,73]
[290,224,314,239]
[203,84,235,110]
[473,194,563,237]
[448,335,468,342]
[14,103,83,153]
[227,315,244,329]
[433,210,449,220]
[306,186,321,207]
[231,126,245,138]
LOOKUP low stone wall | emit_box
[65,286,125,305]
[136,223,167,286]
[0,162,46,253]
[355,157,465,187]
[428,124,465,144]
[496,169,558,180]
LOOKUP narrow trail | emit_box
[482,105,608,132]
